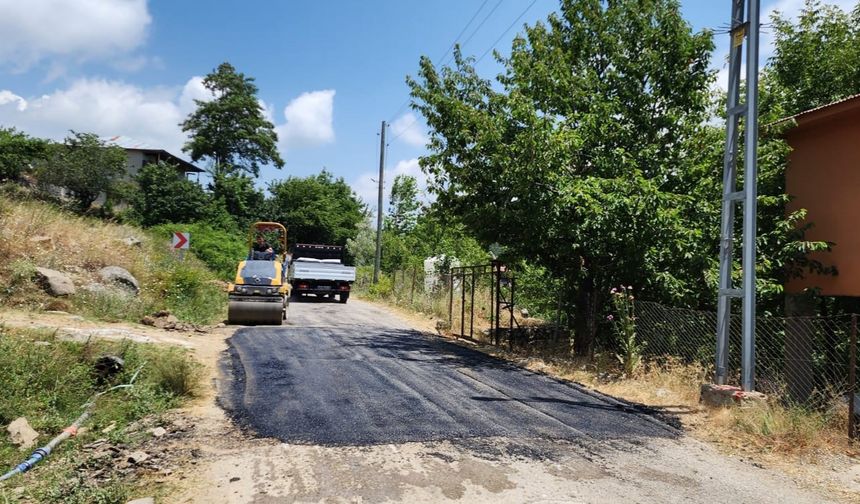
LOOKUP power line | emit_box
[387,0,494,123]
[451,0,505,65]
[476,0,538,63]
[438,0,491,64]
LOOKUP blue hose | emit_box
[0,447,51,482]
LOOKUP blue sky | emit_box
[0,0,852,207]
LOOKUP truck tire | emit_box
[339,293,349,304]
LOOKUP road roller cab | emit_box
[227,222,291,325]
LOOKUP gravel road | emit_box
[208,298,835,503]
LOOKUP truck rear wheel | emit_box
[339,293,349,304]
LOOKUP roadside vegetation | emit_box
[0,325,202,503]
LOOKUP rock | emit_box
[82,283,131,298]
[7,417,39,450]
[97,266,140,295]
[216,322,226,329]
[655,388,670,398]
[520,308,531,319]
[126,498,155,504]
[102,423,117,434]
[700,383,767,407]
[29,235,52,247]
[34,267,76,296]
[229,477,241,483]
[127,451,149,464]
[120,237,143,248]
[149,427,167,438]
[94,355,125,380]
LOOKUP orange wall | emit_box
[786,107,860,295]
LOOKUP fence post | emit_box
[850,314,857,440]
[410,267,416,305]
[469,270,476,340]
[509,276,515,351]
[460,271,466,338]
[448,272,454,329]
[495,265,501,347]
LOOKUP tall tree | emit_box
[408,0,715,353]
[266,170,365,245]
[387,174,421,234]
[181,62,284,177]
[37,132,127,211]
[209,174,264,230]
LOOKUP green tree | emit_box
[266,170,365,245]
[408,0,715,353]
[129,161,212,227]
[181,62,284,177]
[767,0,860,118]
[0,128,47,182]
[210,173,264,229]
[346,218,377,267]
[38,132,127,211]
[387,174,421,234]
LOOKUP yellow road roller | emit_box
[227,222,290,325]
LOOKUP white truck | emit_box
[288,244,356,303]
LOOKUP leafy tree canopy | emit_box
[266,170,365,246]
[408,0,715,352]
[37,132,127,211]
[181,62,284,177]
[129,161,213,227]
[387,174,421,234]
[0,127,47,182]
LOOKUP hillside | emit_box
[0,194,226,325]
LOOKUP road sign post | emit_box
[172,232,190,261]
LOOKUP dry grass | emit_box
[0,196,226,324]
[0,197,150,289]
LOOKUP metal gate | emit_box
[448,261,518,349]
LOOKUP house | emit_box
[782,93,860,297]
[101,136,204,179]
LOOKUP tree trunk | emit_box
[573,274,596,356]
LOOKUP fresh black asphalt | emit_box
[219,301,678,446]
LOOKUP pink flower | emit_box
[607,314,614,321]
[610,288,618,294]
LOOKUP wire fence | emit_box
[635,301,856,408]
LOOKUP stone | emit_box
[7,417,39,450]
[520,308,531,319]
[700,383,767,407]
[29,235,52,247]
[98,266,140,295]
[82,283,131,298]
[655,388,670,398]
[120,237,143,247]
[127,451,149,464]
[149,427,167,438]
[126,498,155,504]
[34,267,76,296]
[102,423,117,434]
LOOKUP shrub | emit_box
[609,285,644,376]
[149,223,247,280]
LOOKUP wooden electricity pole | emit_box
[373,121,386,284]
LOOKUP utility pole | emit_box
[716,0,760,391]
[373,121,386,284]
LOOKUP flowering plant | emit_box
[609,285,644,376]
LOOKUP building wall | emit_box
[786,106,860,295]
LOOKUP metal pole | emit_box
[716,0,745,385]
[742,0,761,392]
[470,270,476,340]
[460,271,466,338]
[509,276,515,351]
[489,264,495,336]
[410,267,416,304]
[448,271,454,328]
[495,265,501,347]
[850,314,857,439]
[373,121,386,284]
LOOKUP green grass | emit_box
[0,326,202,503]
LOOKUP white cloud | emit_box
[0,77,205,156]
[350,157,431,212]
[390,113,428,147]
[276,90,335,149]
[0,0,151,69]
